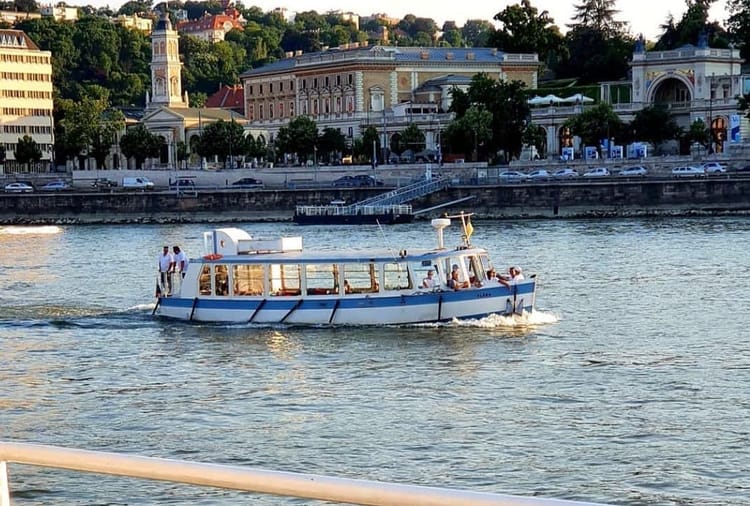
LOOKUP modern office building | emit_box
[0,29,54,174]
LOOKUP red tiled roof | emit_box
[205,85,244,110]
[176,14,243,34]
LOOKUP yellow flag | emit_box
[465,218,474,240]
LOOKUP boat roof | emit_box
[194,246,488,265]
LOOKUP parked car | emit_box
[91,177,118,189]
[735,165,750,173]
[332,175,383,187]
[498,170,527,182]
[553,168,579,179]
[40,180,71,191]
[231,177,264,188]
[122,176,155,190]
[671,166,706,178]
[618,166,649,177]
[583,167,610,177]
[526,169,551,181]
[4,182,34,193]
[701,162,727,174]
[170,178,196,190]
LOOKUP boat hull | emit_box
[155,281,536,325]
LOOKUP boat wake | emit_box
[0,225,62,235]
[430,309,559,329]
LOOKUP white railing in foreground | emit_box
[0,442,607,506]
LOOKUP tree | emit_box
[656,0,726,50]
[14,0,38,13]
[398,123,426,154]
[444,105,492,161]
[522,122,547,155]
[15,135,43,171]
[684,118,710,148]
[490,0,566,66]
[569,0,627,36]
[120,124,161,169]
[195,119,246,168]
[275,116,318,162]
[461,19,494,47]
[727,0,750,58]
[176,141,190,169]
[0,145,5,164]
[117,0,151,15]
[627,106,681,146]
[356,126,380,163]
[564,102,624,153]
[317,127,346,163]
[88,109,126,169]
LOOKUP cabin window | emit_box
[199,265,211,295]
[467,256,485,284]
[269,264,301,296]
[343,263,379,294]
[233,264,264,296]
[413,261,439,288]
[383,262,412,291]
[305,264,338,295]
[215,265,229,296]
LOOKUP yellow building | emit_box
[239,44,539,157]
[0,29,54,173]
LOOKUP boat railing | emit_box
[295,204,412,217]
[0,441,607,506]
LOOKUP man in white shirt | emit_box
[421,269,436,289]
[158,245,174,295]
[172,245,188,278]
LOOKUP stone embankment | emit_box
[2,178,750,225]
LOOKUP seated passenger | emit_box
[448,269,469,290]
[344,279,352,294]
[421,270,436,289]
[499,266,524,288]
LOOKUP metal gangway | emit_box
[350,176,450,209]
[0,441,608,506]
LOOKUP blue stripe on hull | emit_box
[156,282,536,324]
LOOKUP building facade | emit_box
[0,29,54,173]
[239,44,540,159]
[530,39,746,158]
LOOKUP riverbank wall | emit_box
[2,178,750,225]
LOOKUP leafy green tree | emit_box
[117,0,151,15]
[522,122,547,155]
[88,109,126,169]
[564,102,624,153]
[656,0,726,50]
[120,124,161,169]
[0,145,5,164]
[195,119,246,168]
[356,126,380,163]
[14,0,38,13]
[243,133,267,160]
[490,0,566,66]
[176,141,190,169]
[317,127,346,163]
[684,118,710,148]
[461,19,494,47]
[568,0,627,35]
[627,106,682,146]
[275,116,318,162]
[398,123,426,154]
[727,0,750,58]
[15,135,43,171]
[440,28,463,47]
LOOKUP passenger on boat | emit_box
[421,270,435,289]
[158,245,173,295]
[172,245,188,278]
[449,266,469,290]
[344,279,352,294]
[499,266,524,288]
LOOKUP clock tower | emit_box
[148,12,187,109]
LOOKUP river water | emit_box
[1,218,749,505]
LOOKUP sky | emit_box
[220,0,731,41]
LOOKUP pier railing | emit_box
[0,441,607,506]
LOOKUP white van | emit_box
[122,177,155,190]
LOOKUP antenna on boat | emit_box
[376,219,399,261]
[431,217,451,249]
[442,212,474,248]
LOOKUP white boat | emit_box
[153,214,538,325]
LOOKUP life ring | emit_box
[203,253,223,261]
